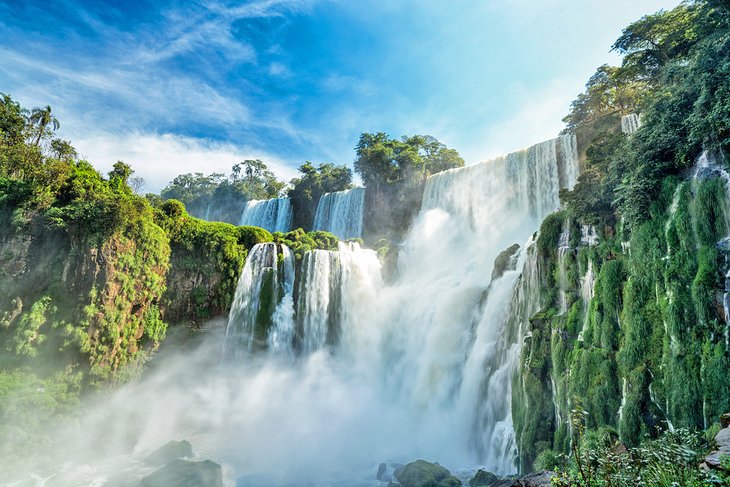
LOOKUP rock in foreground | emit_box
[469,469,498,487]
[394,460,461,487]
[138,459,223,487]
[144,440,194,466]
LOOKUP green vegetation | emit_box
[0,95,284,389]
[161,159,286,224]
[514,1,730,478]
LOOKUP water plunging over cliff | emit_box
[621,113,641,134]
[240,198,293,233]
[313,188,365,240]
[216,134,579,481]
[222,243,295,361]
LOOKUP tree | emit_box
[230,159,286,200]
[288,162,353,230]
[108,161,133,191]
[28,105,59,147]
[612,4,702,81]
[129,176,145,195]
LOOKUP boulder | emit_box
[515,471,556,487]
[394,460,461,487]
[469,469,498,487]
[487,471,555,487]
[378,462,388,480]
[138,459,223,487]
[491,244,521,281]
[144,440,193,466]
[704,426,730,471]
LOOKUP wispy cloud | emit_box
[72,131,300,193]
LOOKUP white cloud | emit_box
[71,131,300,193]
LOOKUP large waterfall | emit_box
[217,134,579,482]
[313,188,365,240]
[239,197,293,233]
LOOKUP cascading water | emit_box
[240,198,293,233]
[372,134,579,473]
[557,220,571,314]
[577,259,595,342]
[192,134,579,483]
[621,113,641,134]
[313,188,365,240]
[222,243,295,361]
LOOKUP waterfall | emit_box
[580,225,598,246]
[621,113,641,134]
[313,188,365,240]
[376,134,579,473]
[240,198,293,233]
[212,134,578,481]
[222,243,295,360]
[557,220,571,315]
[577,259,595,342]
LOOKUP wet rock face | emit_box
[393,460,461,487]
[488,471,555,487]
[469,469,498,486]
[704,423,730,471]
[137,459,223,487]
[144,440,193,466]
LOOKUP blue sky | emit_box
[0,0,680,192]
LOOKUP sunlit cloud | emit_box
[71,131,300,193]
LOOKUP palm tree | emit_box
[28,105,59,146]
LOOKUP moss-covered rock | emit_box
[394,460,461,487]
[469,468,498,487]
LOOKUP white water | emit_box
[557,220,571,314]
[313,188,365,240]
[240,198,293,233]
[577,259,595,342]
[580,224,598,246]
[222,243,295,361]
[621,113,641,134]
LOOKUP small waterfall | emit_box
[580,225,598,246]
[240,198,293,233]
[267,246,296,355]
[693,151,730,346]
[621,113,641,134]
[577,259,595,342]
[222,243,295,360]
[557,220,571,315]
[313,188,365,240]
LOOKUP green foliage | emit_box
[161,159,286,224]
[288,161,352,230]
[554,417,716,487]
[156,206,272,324]
[273,228,338,261]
